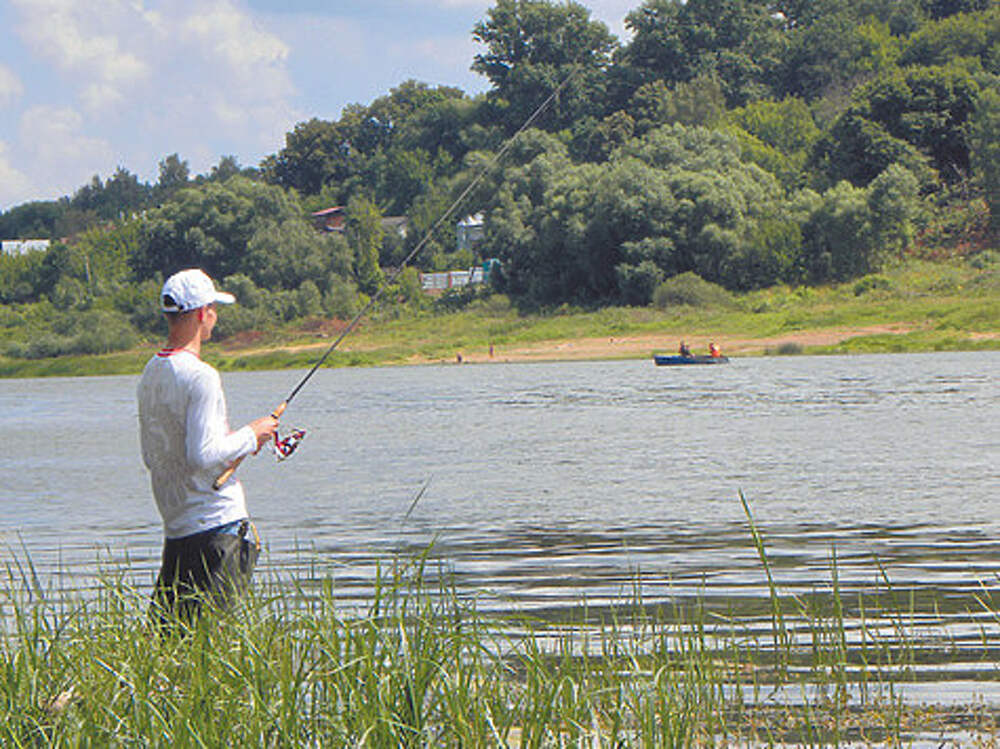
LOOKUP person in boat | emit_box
[137,269,278,627]
[709,342,722,358]
[678,341,692,357]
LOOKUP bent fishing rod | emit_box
[213,69,578,490]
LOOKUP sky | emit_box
[0,0,636,212]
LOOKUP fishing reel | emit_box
[272,428,306,461]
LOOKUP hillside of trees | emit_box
[0,0,997,360]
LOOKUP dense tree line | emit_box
[1,0,998,357]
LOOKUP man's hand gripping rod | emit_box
[212,401,287,489]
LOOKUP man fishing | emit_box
[137,268,278,624]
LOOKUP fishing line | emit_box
[214,64,581,489]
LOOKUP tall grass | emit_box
[0,533,994,746]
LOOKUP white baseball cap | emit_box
[161,268,235,312]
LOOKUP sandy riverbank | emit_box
[420,324,921,365]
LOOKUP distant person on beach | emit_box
[137,268,278,626]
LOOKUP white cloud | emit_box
[12,0,150,105]
[0,142,33,208]
[185,2,289,71]
[5,0,299,188]
[19,106,115,194]
[0,65,24,106]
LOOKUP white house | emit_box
[456,213,484,252]
[2,239,50,256]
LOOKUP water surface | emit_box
[3,352,999,703]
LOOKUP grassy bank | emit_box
[2,257,998,378]
[4,521,1000,745]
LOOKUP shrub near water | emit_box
[652,272,735,310]
[2,309,138,359]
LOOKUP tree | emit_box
[970,85,1000,232]
[0,200,66,239]
[799,180,874,281]
[815,64,980,185]
[481,123,788,305]
[615,0,783,108]
[346,195,385,294]
[472,0,618,132]
[725,96,820,188]
[263,118,353,194]
[922,0,993,21]
[136,177,304,281]
[867,163,921,256]
[71,167,151,221]
[901,6,1000,69]
[245,220,352,291]
[157,154,190,195]
[209,155,243,182]
[627,75,728,136]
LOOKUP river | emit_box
[3,352,1000,703]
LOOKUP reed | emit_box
[0,535,995,746]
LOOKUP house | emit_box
[456,213,484,252]
[311,206,346,233]
[311,207,408,238]
[2,239,50,256]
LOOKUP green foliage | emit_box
[796,171,918,282]
[652,271,734,309]
[346,195,386,294]
[136,176,306,282]
[868,163,922,254]
[245,219,352,291]
[616,260,664,305]
[726,97,820,188]
[0,200,66,239]
[0,247,49,303]
[323,275,360,319]
[626,75,728,137]
[901,5,1000,71]
[853,273,894,295]
[816,65,980,186]
[617,0,784,107]
[472,0,617,132]
[970,84,1000,232]
[2,309,138,359]
[70,167,151,222]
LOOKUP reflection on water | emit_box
[2,351,999,704]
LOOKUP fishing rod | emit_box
[213,68,579,490]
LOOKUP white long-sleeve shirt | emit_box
[137,348,257,539]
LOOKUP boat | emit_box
[653,354,729,366]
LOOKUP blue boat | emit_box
[653,354,729,366]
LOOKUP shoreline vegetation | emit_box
[1,257,998,379]
[4,501,1000,744]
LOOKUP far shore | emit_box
[225,322,998,368]
[416,324,924,364]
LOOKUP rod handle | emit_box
[212,402,287,490]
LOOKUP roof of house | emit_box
[311,206,345,217]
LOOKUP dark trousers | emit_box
[152,519,260,626]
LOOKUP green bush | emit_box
[652,272,735,310]
[4,310,139,358]
[853,274,894,295]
